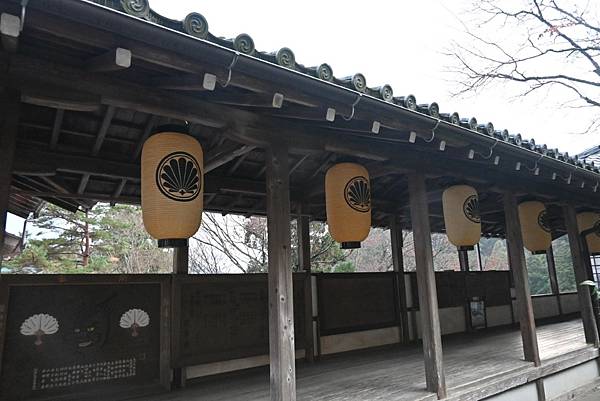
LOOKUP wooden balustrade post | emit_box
[297,208,314,363]
[390,216,410,344]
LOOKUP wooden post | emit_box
[266,140,296,401]
[390,216,410,344]
[297,210,314,363]
[407,172,446,399]
[503,191,541,366]
[564,204,599,345]
[0,88,20,265]
[458,250,469,271]
[546,246,563,316]
[171,244,188,388]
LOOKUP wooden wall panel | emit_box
[409,271,511,309]
[0,275,168,401]
[172,274,305,367]
[317,273,399,335]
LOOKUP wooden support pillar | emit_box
[564,204,599,345]
[0,88,20,265]
[503,191,541,366]
[458,250,469,272]
[546,246,563,316]
[390,216,410,344]
[266,140,296,401]
[297,210,314,363]
[407,172,446,399]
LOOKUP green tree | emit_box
[525,253,551,295]
[10,204,172,274]
[553,235,577,292]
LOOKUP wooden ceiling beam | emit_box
[133,115,160,160]
[20,87,101,112]
[13,147,140,180]
[152,74,208,91]
[49,108,64,150]
[23,10,320,107]
[8,54,256,130]
[227,152,250,176]
[85,47,131,72]
[77,174,90,195]
[205,142,257,173]
[91,105,116,156]
[241,123,600,209]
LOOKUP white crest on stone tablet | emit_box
[20,313,59,346]
[119,308,149,337]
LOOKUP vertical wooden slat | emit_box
[0,88,20,263]
[173,246,189,274]
[266,141,296,401]
[171,245,188,388]
[407,172,446,399]
[503,190,541,366]
[564,204,599,345]
[390,216,410,344]
[0,281,10,378]
[546,246,563,316]
[297,210,314,363]
[159,279,172,390]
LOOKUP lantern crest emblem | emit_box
[344,176,371,213]
[156,151,201,202]
[462,195,480,224]
[538,210,552,233]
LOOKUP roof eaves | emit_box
[31,0,600,182]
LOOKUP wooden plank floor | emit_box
[140,319,587,401]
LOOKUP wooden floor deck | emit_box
[141,319,590,401]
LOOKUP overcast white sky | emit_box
[5,0,599,235]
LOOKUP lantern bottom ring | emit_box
[457,246,475,251]
[158,238,189,248]
[341,241,361,249]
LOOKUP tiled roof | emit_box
[90,0,598,174]
[578,146,600,166]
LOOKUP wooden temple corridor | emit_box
[139,319,591,401]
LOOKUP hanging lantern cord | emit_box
[526,154,544,172]
[423,119,441,143]
[473,139,499,160]
[221,52,240,88]
[342,95,362,121]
